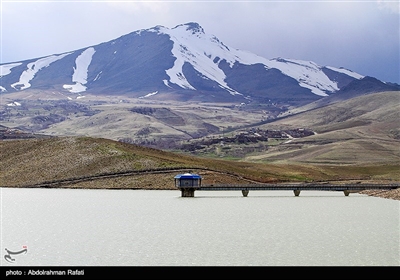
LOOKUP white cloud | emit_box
[377,0,400,14]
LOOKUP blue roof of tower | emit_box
[174,173,202,179]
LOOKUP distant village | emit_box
[179,128,315,152]
[0,125,49,140]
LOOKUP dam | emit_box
[174,173,399,197]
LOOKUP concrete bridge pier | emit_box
[293,190,301,196]
[242,190,249,197]
[181,188,196,197]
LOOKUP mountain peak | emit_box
[0,22,377,104]
[173,22,204,34]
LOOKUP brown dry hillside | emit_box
[276,91,399,135]
[247,91,400,165]
[0,136,297,187]
[1,136,399,192]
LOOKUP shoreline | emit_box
[2,185,399,201]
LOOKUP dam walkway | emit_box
[179,183,400,197]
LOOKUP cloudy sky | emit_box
[1,0,399,84]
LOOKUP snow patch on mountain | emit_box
[163,79,172,88]
[268,58,339,96]
[0,62,22,77]
[152,23,243,95]
[150,23,348,97]
[139,91,159,99]
[93,71,102,82]
[10,53,71,90]
[7,101,21,106]
[325,66,364,80]
[63,47,96,93]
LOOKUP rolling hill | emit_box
[1,133,399,191]
[247,91,400,165]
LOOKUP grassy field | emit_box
[1,136,399,190]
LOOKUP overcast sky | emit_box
[1,0,399,84]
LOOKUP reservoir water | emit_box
[1,188,399,266]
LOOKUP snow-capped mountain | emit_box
[0,22,393,103]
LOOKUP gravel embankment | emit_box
[358,188,400,201]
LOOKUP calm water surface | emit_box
[1,188,399,266]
